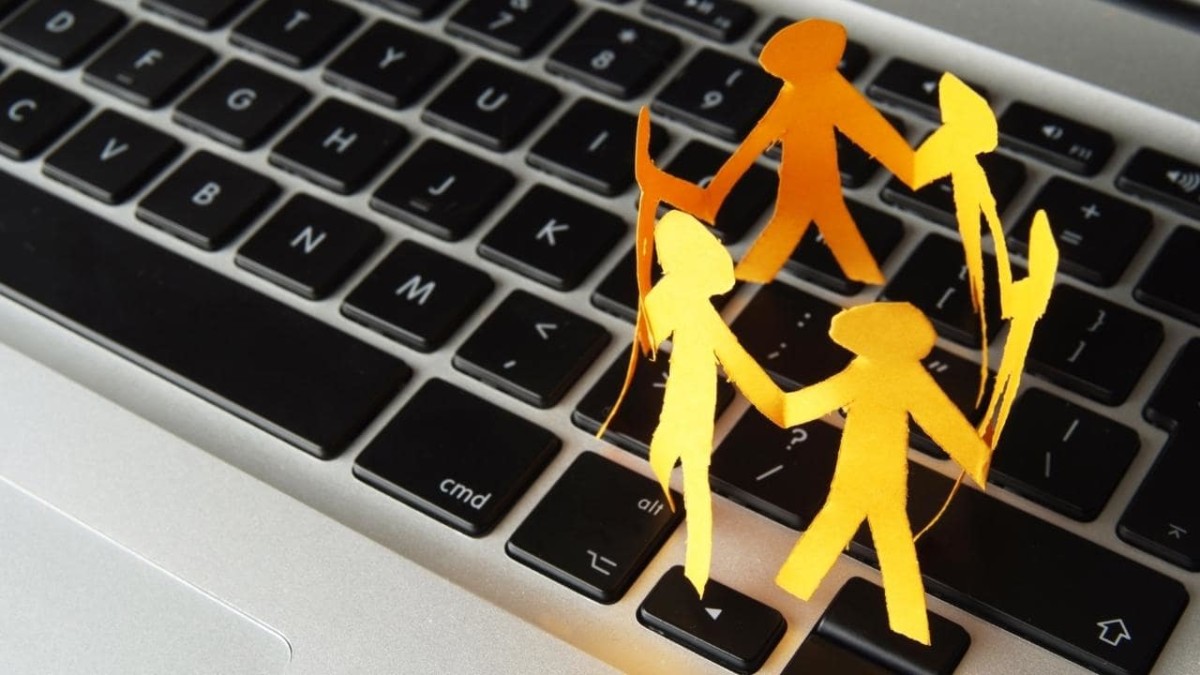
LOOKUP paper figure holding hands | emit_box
[643,209,787,594]
[779,302,992,644]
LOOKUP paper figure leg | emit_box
[682,459,713,595]
[775,499,864,599]
[867,506,931,644]
[812,199,885,285]
[735,205,815,284]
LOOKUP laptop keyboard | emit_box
[0,0,1195,672]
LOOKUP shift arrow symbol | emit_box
[1096,618,1132,646]
[704,607,722,620]
[535,322,557,340]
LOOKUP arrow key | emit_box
[455,290,609,407]
[638,565,786,674]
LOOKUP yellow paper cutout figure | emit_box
[779,302,992,645]
[913,73,1013,386]
[643,209,787,595]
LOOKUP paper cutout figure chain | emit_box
[602,18,1060,646]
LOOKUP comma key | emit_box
[506,452,683,603]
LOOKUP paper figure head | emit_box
[937,73,997,154]
[656,210,736,296]
[759,19,847,79]
[829,302,937,361]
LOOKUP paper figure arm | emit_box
[909,375,991,485]
[833,82,916,187]
[783,368,857,428]
[636,107,709,214]
[699,100,789,221]
[713,324,786,427]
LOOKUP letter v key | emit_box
[100,138,129,161]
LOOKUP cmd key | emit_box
[0,169,408,458]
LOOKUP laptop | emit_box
[0,0,1196,671]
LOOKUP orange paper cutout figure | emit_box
[779,302,992,645]
[643,210,787,595]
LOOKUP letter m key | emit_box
[395,274,436,305]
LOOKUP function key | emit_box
[173,59,310,151]
[642,0,755,43]
[342,240,494,353]
[137,150,280,250]
[729,282,850,388]
[1120,424,1200,571]
[785,200,903,295]
[354,379,559,537]
[142,0,250,30]
[638,566,786,674]
[506,452,683,603]
[0,0,125,69]
[422,58,561,151]
[652,47,780,142]
[882,152,1024,229]
[546,10,680,100]
[1117,148,1200,220]
[370,139,514,241]
[454,290,609,407]
[83,22,215,109]
[1028,284,1162,405]
[751,16,868,81]
[446,0,576,60]
[235,194,381,299]
[1144,338,1200,433]
[43,109,182,204]
[478,184,624,290]
[816,578,970,675]
[998,102,1113,176]
[269,98,409,194]
[660,140,775,243]
[0,70,89,160]
[230,0,360,69]
[990,388,1138,521]
[868,59,987,121]
[529,98,667,196]
[323,21,458,110]
[1135,226,1200,327]
[1009,177,1151,287]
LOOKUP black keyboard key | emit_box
[660,140,775,243]
[751,17,869,81]
[422,58,560,151]
[354,379,558,536]
[0,169,408,458]
[83,22,214,108]
[786,200,903,295]
[881,152,1025,229]
[817,578,969,675]
[447,0,576,59]
[1028,284,1162,405]
[546,10,679,99]
[573,347,735,458]
[652,48,780,141]
[0,70,89,160]
[230,0,359,69]
[1135,225,1200,327]
[269,98,408,194]
[850,463,1187,675]
[638,566,785,674]
[137,150,279,249]
[142,0,250,29]
[43,109,181,204]
[712,415,842,529]
[991,388,1138,521]
[529,98,666,196]
[342,240,493,352]
[881,234,1006,348]
[998,102,1113,175]
[506,452,683,603]
[323,20,457,109]
[1010,177,1151,287]
[364,0,451,20]
[730,282,849,389]
[642,0,754,43]
[235,194,381,299]
[371,139,513,241]
[174,59,310,150]
[454,290,608,407]
[1120,424,1200,570]
[782,633,891,675]
[479,184,624,290]
[868,59,987,121]
[1117,148,1200,220]
[1145,338,1200,432]
[0,0,125,68]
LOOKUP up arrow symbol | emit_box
[1096,618,1132,646]
[704,607,722,620]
